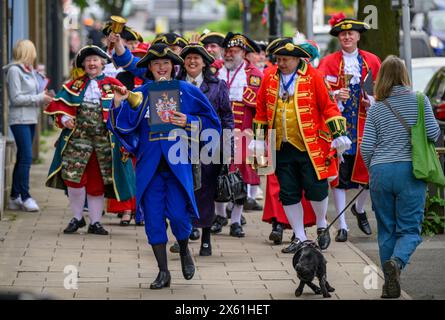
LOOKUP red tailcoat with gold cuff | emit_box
[254,63,344,181]
[318,50,381,186]
[218,60,263,185]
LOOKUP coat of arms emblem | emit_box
[155,92,178,123]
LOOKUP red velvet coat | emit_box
[318,50,381,186]
[255,63,342,180]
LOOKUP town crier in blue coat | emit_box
[108,43,221,290]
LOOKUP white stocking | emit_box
[332,188,348,230]
[249,185,259,199]
[311,197,329,229]
[283,202,307,241]
[215,202,226,218]
[231,204,243,225]
[355,187,370,214]
[67,187,86,220]
[87,194,104,224]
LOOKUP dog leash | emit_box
[317,187,366,240]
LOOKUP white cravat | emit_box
[186,72,204,88]
[83,77,102,103]
[342,49,361,85]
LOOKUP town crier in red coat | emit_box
[318,13,381,242]
[210,32,264,238]
[253,37,351,252]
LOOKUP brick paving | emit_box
[0,133,410,300]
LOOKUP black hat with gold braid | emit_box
[136,43,184,67]
[266,38,311,58]
[152,32,188,48]
[222,32,260,53]
[328,12,369,37]
[199,31,225,47]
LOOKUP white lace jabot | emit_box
[342,49,361,85]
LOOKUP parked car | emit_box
[424,65,445,120]
[412,57,445,92]
[412,10,445,56]
[400,30,435,58]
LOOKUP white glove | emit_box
[331,136,352,163]
[331,136,352,154]
[61,115,74,127]
[248,140,265,154]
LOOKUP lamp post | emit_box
[178,0,184,34]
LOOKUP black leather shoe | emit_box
[189,228,201,241]
[210,215,227,234]
[269,223,283,245]
[87,222,109,235]
[351,204,372,235]
[241,214,247,225]
[317,228,331,250]
[199,242,212,256]
[180,250,195,280]
[243,197,263,211]
[335,229,348,242]
[63,217,86,234]
[150,271,171,289]
[382,259,401,298]
[230,222,245,237]
[169,241,180,253]
[281,238,302,254]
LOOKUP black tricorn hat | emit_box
[152,32,188,48]
[180,43,215,65]
[256,40,268,52]
[329,17,369,37]
[199,31,225,47]
[222,32,260,53]
[136,43,184,68]
[75,45,111,69]
[266,38,310,58]
[102,23,144,42]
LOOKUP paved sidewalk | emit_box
[0,133,410,300]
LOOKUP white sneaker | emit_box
[22,198,40,212]
[8,196,23,210]
[255,188,264,200]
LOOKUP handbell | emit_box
[344,73,353,88]
[109,16,127,51]
[110,15,127,33]
[127,91,143,109]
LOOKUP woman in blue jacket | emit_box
[109,44,221,289]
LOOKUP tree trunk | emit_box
[296,0,306,35]
[357,0,399,61]
[249,11,268,40]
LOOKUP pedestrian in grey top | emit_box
[361,55,440,299]
[2,39,53,212]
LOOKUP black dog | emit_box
[292,240,335,298]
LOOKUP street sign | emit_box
[391,0,414,10]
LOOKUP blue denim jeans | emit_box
[369,161,426,269]
[10,124,36,201]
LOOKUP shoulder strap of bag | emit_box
[416,91,425,127]
[382,99,411,135]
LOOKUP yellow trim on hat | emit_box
[272,43,310,57]
[334,19,369,28]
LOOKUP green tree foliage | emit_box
[73,0,127,17]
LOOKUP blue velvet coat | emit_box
[107,80,221,221]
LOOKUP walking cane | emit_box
[317,187,366,240]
